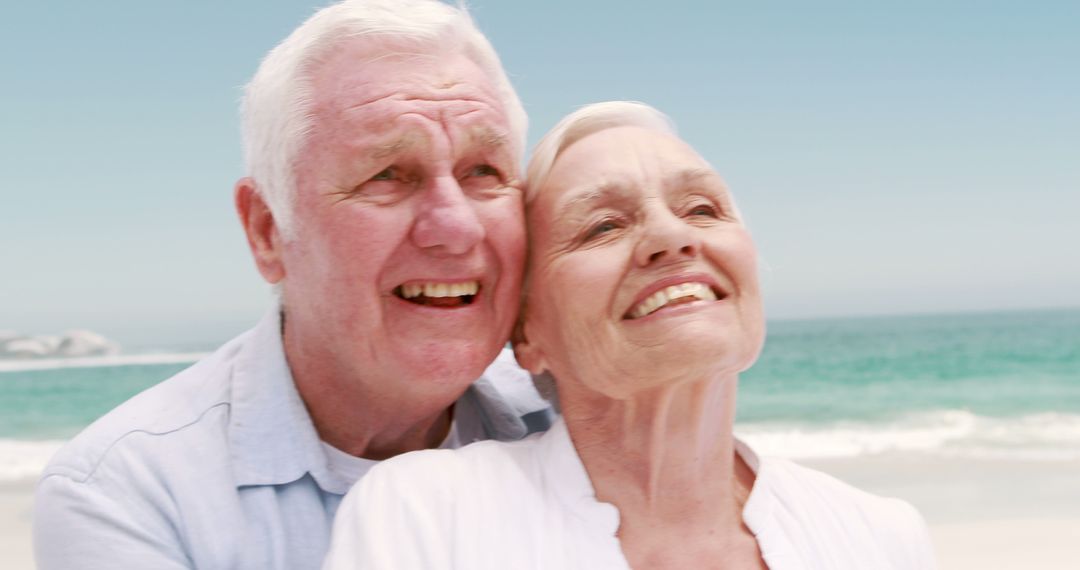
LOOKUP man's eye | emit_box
[370,167,396,181]
[468,164,499,177]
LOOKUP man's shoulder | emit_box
[475,348,550,412]
[463,347,554,440]
[40,333,250,483]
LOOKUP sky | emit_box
[2,1,1078,348]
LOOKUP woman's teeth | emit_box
[396,281,479,306]
[628,282,717,319]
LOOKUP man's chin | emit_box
[396,337,503,385]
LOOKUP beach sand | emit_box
[0,479,35,570]
[3,455,1078,569]
[804,454,1080,569]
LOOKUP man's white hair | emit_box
[240,0,528,238]
[524,101,677,204]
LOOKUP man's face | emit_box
[279,38,525,401]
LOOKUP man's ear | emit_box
[234,177,285,284]
[511,311,549,375]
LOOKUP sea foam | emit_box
[0,352,207,373]
[738,410,1080,461]
[0,439,66,483]
[3,411,1077,483]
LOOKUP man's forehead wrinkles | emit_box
[339,94,499,117]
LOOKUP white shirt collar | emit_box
[535,417,769,541]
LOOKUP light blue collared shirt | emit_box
[33,308,552,569]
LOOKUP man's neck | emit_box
[280,311,460,460]
[297,365,456,459]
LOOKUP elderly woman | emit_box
[323,102,936,569]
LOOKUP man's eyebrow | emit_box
[371,135,415,160]
[469,125,510,150]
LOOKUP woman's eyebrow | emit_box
[555,182,629,218]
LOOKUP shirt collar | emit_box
[536,418,623,536]
[536,421,770,537]
[738,438,807,568]
[456,348,553,443]
[227,308,551,495]
[228,306,334,490]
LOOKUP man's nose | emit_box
[410,176,486,255]
[633,209,700,266]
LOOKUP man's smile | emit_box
[394,280,480,307]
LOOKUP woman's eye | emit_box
[585,219,620,240]
[687,203,718,218]
[370,167,396,182]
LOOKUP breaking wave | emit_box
[739,410,1080,461]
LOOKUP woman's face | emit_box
[517,126,764,398]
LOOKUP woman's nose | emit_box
[633,209,700,266]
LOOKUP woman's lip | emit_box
[624,296,723,322]
[623,273,726,319]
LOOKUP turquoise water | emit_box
[2,308,1078,468]
[0,362,191,439]
[739,308,1080,423]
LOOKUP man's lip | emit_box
[391,277,484,306]
[623,273,726,319]
[394,278,483,288]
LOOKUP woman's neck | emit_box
[560,374,764,568]
[561,374,753,527]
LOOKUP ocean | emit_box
[2,308,1078,482]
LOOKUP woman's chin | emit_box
[620,333,756,386]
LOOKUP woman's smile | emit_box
[623,275,725,320]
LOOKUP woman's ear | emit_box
[511,313,549,375]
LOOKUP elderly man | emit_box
[32,1,550,568]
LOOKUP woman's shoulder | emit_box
[759,456,916,515]
[749,457,936,568]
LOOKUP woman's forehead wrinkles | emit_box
[672,167,723,187]
[552,165,722,216]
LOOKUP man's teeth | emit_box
[399,281,479,299]
[629,282,717,319]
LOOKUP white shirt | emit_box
[320,420,462,483]
[324,419,936,569]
